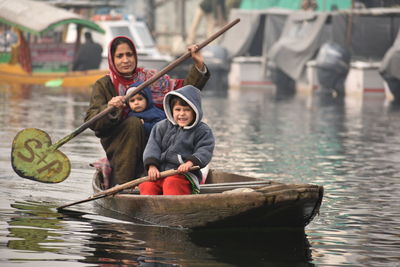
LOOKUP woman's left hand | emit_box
[188,44,205,71]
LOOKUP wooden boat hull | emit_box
[0,63,107,87]
[92,170,323,229]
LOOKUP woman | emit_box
[85,36,210,186]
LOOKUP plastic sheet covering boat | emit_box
[0,0,104,35]
[266,8,400,94]
[380,28,400,102]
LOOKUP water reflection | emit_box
[7,202,63,253]
[189,228,314,267]
[5,200,316,266]
[89,206,315,266]
[79,213,315,267]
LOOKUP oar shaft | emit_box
[57,166,200,210]
[121,18,240,102]
[51,18,240,151]
[51,105,116,149]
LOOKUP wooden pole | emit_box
[57,166,200,210]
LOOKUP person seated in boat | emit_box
[85,36,210,187]
[140,85,215,195]
[72,31,103,71]
[126,83,166,139]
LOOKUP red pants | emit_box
[139,174,191,195]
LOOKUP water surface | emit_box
[1,83,400,266]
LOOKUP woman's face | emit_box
[113,43,136,74]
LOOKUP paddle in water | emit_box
[11,18,240,183]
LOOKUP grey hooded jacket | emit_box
[143,85,215,186]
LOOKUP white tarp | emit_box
[268,11,330,80]
[380,28,400,80]
[0,0,104,34]
[221,8,290,58]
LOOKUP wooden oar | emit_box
[57,166,200,210]
[11,18,240,183]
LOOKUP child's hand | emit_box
[178,161,194,173]
[148,165,160,181]
[140,119,144,124]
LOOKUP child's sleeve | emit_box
[143,121,166,170]
[187,125,215,168]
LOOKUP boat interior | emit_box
[96,169,278,195]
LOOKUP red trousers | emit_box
[139,174,191,195]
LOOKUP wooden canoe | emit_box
[92,169,324,229]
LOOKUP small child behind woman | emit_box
[126,83,166,138]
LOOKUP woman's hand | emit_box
[148,165,160,181]
[188,44,205,71]
[107,96,126,109]
[178,161,194,173]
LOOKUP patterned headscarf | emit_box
[107,36,183,108]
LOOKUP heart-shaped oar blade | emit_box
[11,128,71,183]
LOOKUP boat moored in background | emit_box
[0,0,107,87]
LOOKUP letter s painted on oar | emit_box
[17,139,42,163]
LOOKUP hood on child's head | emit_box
[163,85,203,129]
[125,82,154,111]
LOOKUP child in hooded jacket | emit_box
[126,83,166,138]
[140,85,215,195]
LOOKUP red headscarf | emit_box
[107,36,184,108]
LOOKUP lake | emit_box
[1,83,399,266]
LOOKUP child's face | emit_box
[129,94,147,112]
[172,103,195,127]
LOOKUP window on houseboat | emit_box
[110,26,134,42]
[133,24,154,48]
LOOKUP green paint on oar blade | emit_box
[11,128,71,183]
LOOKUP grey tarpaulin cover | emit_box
[221,8,290,58]
[320,8,400,61]
[380,28,400,80]
[223,7,400,82]
[220,9,262,58]
[345,10,400,60]
[263,9,291,57]
[267,8,400,81]
[268,11,330,80]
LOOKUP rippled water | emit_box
[1,83,400,266]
